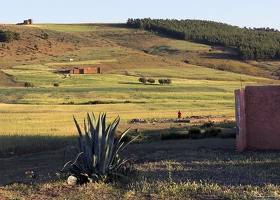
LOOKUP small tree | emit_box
[147,78,155,84]
[165,79,172,85]
[139,77,147,84]
[158,79,172,85]
[24,82,34,87]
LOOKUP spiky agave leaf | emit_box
[63,112,135,184]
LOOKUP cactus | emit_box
[62,112,133,184]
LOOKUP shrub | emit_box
[42,33,49,39]
[158,79,172,85]
[188,127,201,134]
[161,131,188,140]
[188,127,202,139]
[0,30,21,42]
[34,44,39,51]
[24,82,34,87]
[139,77,147,84]
[204,127,222,138]
[147,78,155,84]
[53,83,59,87]
[158,79,164,85]
[217,132,236,139]
[165,79,172,85]
[200,122,214,129]
[62,113,137,184]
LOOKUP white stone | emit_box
[67,175,78,185]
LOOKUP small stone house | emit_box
[68,66,101,74]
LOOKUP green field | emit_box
[0,60,274,155]
[0,61,274,133]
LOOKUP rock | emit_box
[67,175,78,185]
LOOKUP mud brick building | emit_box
[68,67,101,74]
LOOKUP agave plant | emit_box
[62,112,133,184]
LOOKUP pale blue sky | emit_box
[1,0,280,30]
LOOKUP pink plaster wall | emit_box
[245,86,280,150]
[235,85,280,151]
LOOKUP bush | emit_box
[165,79,172,85]
[217,132,236,139]
[158,78,172,85]
[42,33,49,39]
[201,122,214,129]
[161,131,188,140]
[53,83,59,87]
[204,127,222,138]
[188,127,202,139]
[34,44,39,51]
[24,82,34,87]
[147,78,155,84]
[139,77,147,84]
[0,30,21,42]
[188,127,201,134]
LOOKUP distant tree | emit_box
[139,77,147,84]
[158,79,172,85]
[147,78,155,84]
[24,82,34,87]
[165,79,172,85]
[127,18,280,60]
[158,79,164,85]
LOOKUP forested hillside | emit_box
[127,18,280,61]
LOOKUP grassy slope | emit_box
[0,22,278,150]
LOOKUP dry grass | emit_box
[0,138,279,199]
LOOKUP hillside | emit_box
[0,23,280,81]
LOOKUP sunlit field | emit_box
[0,61,274,133]
[0,61,274,156]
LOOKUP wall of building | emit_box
[69,67,101,74]
[235,85,280,151]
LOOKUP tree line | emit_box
[127,18,280,61]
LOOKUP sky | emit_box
[1,0,280,30]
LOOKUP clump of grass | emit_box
[204,127,222,138]
[188,127,201,134]
[217,132,236,138]
[161,131,188,140]
[188,127,202,139]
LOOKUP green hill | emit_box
[0,22,279,119]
